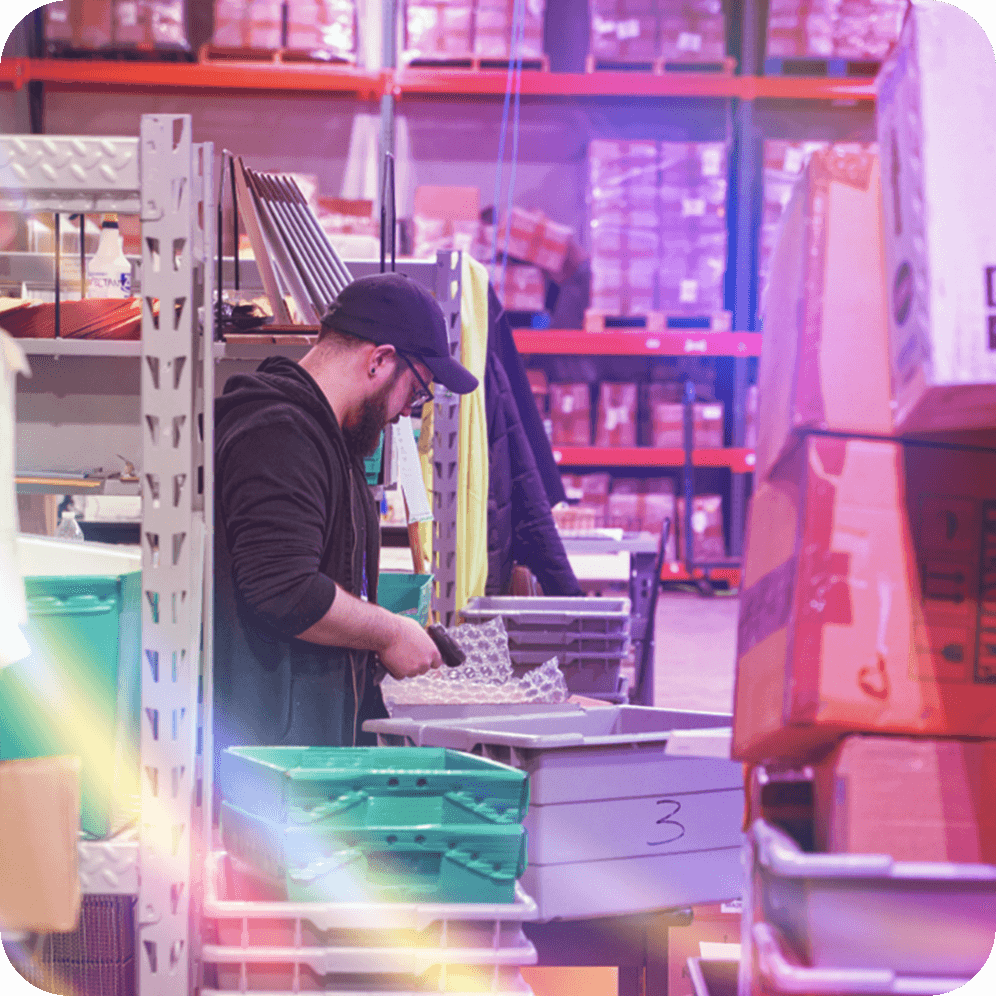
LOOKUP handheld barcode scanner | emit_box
[426,624,466,668]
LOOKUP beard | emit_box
[342,378,393,458]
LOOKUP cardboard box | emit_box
[677,494,725,563]
[756,148,892,481]
[590,13,658,60]
[526,367,548,413]
[549,384,591,445]
[498,207,572,276]
[649,397,724,449]
[405,1,473,57]
[496,264,545,312]
[606,492,641,532]
[733,434,996,765]
[644,493,677,554]
[813,736,996,864]
[877,1,996,432]
[668,903,741,996]
[78,0,114,47]
[595,382,638,447]
[44,0,74,45]
[0,756,81,933]
[553,503,601,531]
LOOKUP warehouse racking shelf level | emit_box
[13,338,143,356]
[513,330,762,357]
[0,57,877,102]
[10,331,761,359]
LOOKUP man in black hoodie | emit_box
[213,273,479,781]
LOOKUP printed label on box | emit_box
[677,32,703,53]
[679,279,699,304]
[682,198,707,217]
[702,146,722,177]
[783,147,804,174]
[912,494,996,684]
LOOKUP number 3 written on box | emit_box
[648,798,686,847]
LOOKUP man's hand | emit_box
[378,615,443,680]
[295,582,443,679]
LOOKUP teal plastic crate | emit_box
[364,432,384,486]
[1,537,142,838]
[220,800,527,904]
[220,746,529,828]
[377,572,434,626]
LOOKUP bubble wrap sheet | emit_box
[381,617,569,710]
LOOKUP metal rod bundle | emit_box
[241,166,353,321]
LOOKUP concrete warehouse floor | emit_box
[650,590,739,715]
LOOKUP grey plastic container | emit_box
[460,596,631,638]
[744,818,996,993]
[365,706,745,921]
[387,703,586,722]
[460,596,632,694]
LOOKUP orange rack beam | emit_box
[514,329,762,357]
[551,446,756,473]
[0,57,877,103]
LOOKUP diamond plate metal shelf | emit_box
[0,135,140,213]
[78,830,140,896]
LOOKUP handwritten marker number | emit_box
[649,798,686,847]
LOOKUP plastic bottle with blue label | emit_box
[86,213,132,299]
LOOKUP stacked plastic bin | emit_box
[205,746,537,994]
[366,705,745,922]
[460,596,631,701]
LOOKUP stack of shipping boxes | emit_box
[733,2,996,990]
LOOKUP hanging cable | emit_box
[501,0,526,302]
[490,0,527,299]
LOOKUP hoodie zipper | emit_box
[347,463,362,746]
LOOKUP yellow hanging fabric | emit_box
[416,254,490,614]
[454,254,490,607]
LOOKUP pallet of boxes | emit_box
[203,746,538,995]
[733,4,996,994]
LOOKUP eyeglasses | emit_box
[395,350,434,409]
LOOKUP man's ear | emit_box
[368,344,397,376]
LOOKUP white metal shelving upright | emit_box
[1,116,214,996]
[4,119,463,992]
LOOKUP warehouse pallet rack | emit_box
[0,0,884,990]
[0,0,879,585]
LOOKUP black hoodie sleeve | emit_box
[218,412,340,639]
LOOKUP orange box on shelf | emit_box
[733,434,996,765]
[648,392,725,449]
[498,207,573,277]
[812,736,996,864]
[644,493,677,554]
[756,148,893,482]
[549,383,592,446]
[595,382,638,447]
[677,494,725,563]
[495,265,546,313]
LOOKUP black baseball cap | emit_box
[321,273,479,395]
